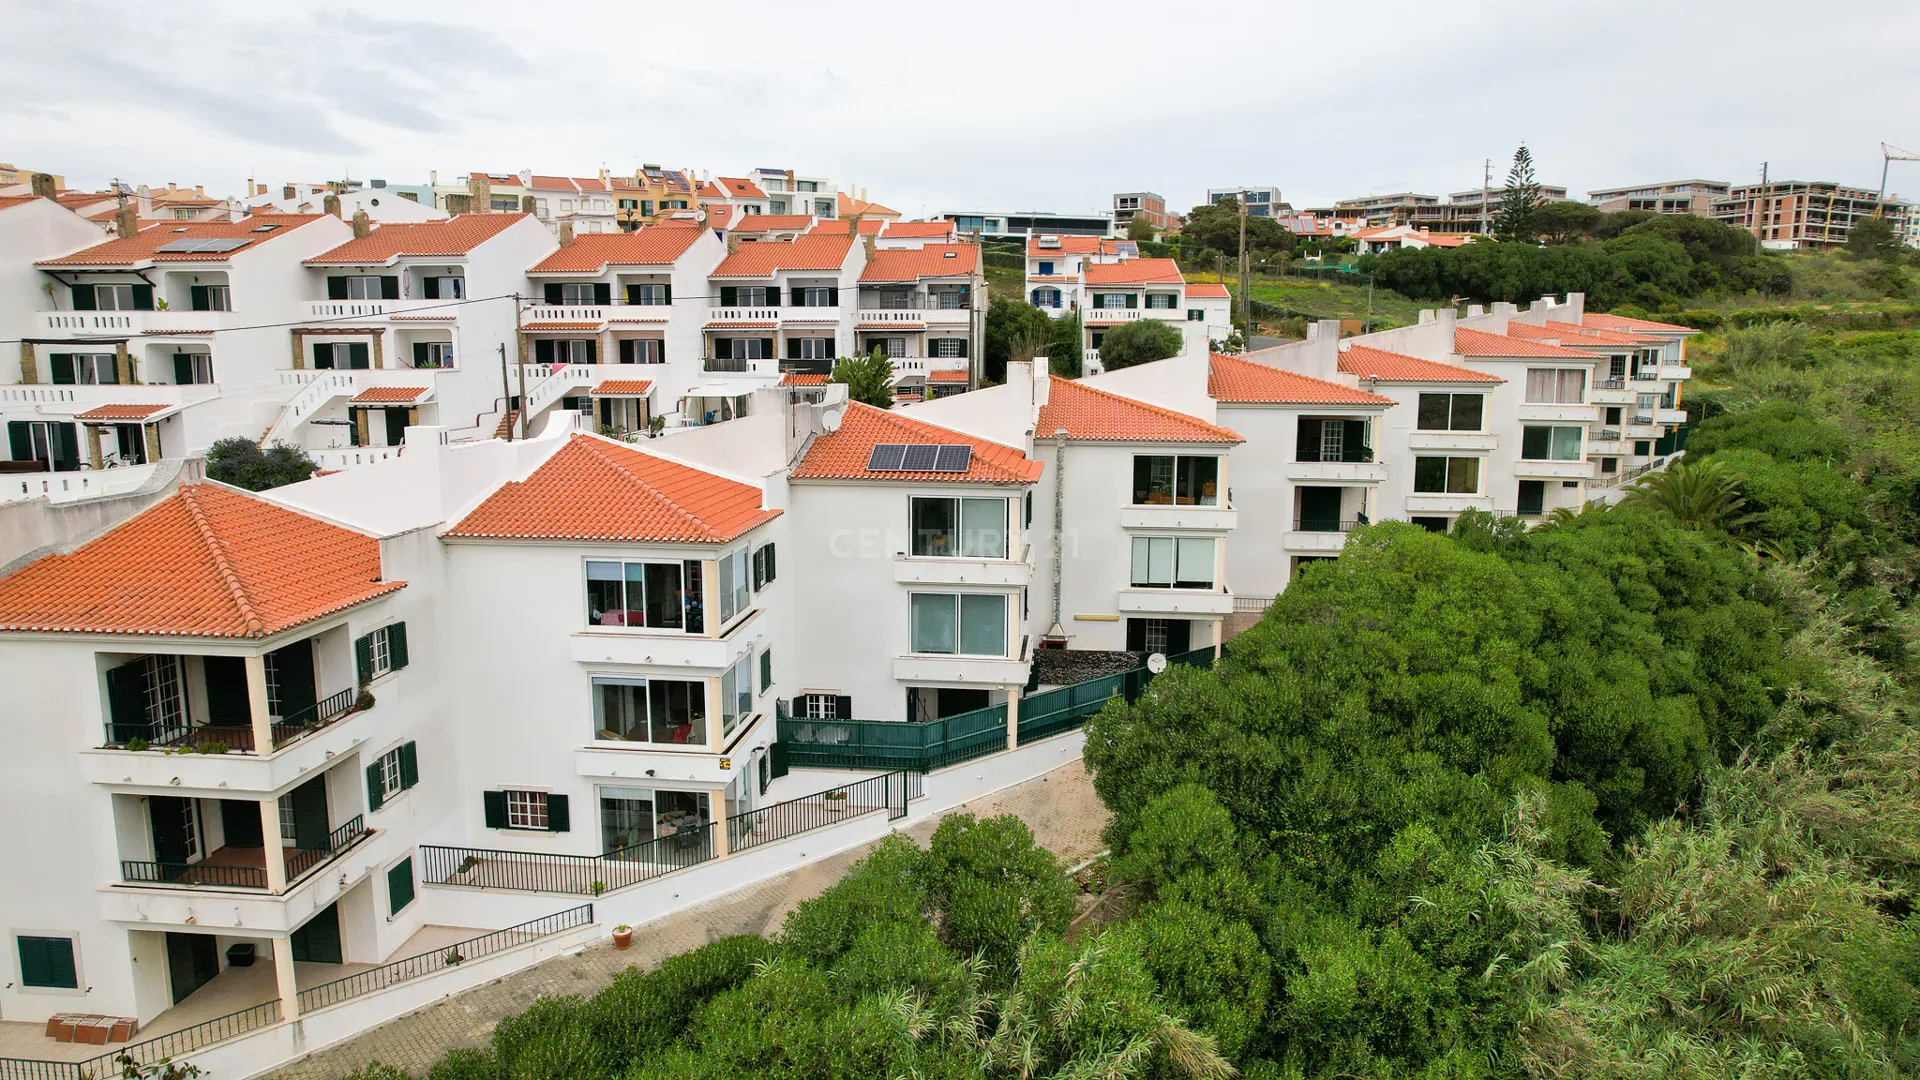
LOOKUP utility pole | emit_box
[1758,162,1769,244]
[498,343,512,441]
[1237,196,1249,333]
[1481,158,1491,236]
[512,293,530,440]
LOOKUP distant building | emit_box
[1585,179,1730,217]
[1206,186,1283,217]
[1334,185,1570,235]
[1711,180,1915,250]
[1113,192,1173,231]
[750,168,837,218]
[936,210,1114,238]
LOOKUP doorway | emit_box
[165,933,220,1005]
[383,408,408,447]
[289,902,341,964]
[1296,486,1344,531]
[1125,618,1191,654]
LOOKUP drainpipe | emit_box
[1046,427,1068,642]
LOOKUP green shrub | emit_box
[918,813,1074,982]
[777,835,927,966]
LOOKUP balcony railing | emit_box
[703,356,752,372]
[421,826,714,895]
[298,905,594,1011]
[1594,428,1623,441]
[270,687,360,748]
[121,860,269,889]
[104,686,361,754]
[1293,518,1363,532]
[1594,377,1627,390]
[1294,447,1374,463]
[857,296,972,311]
[1014,646,1216,745]
[285,816,368,880]
[726,771,917,855]
[777,702,1007,773]
[1632,369,1663,381]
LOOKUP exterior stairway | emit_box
[493,409,520,440]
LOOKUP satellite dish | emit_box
[821,409,842,433]
[1146,653,1168,674]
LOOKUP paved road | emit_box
[266,759,1107,1080]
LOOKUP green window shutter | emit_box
[769,740,789,779]
[759,648,772,693]
[544,283,564,305]
[1124,293,1137,309]
[387,622,409,670]
[327,277,349,300]
[545,793,570,832]
[50,354,76,385]
[535,338,555,365]
[381,276,399,300]
[482,791,508,829]
[787,336,802,359]
[366,761,385,811]
[99,355,119,384]
[423,277,439,300]
[18,936,78,989]
[720,286,736,307]
[763,543,775,584]
[584,340,597,363]
[751,547,766,590]
[130,284,154,310]
[347,343,369,369]
[765,287,780,307]
[388,857,415,914]
[593,283,611,306]
[313,342,333,369]
[70,285,96,311]
[8,422,32,463]
[53,425,78,471]
[355,634,374,685]
[759,338,773,359]
[173,353,194,384]
[190,285,210,311]
[399,740,419,789]
[826,286,838,306]
[413,342,429,367]
[625,284,641,305]
[660,283,671,304]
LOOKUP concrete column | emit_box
[270,935,299,1021]
[245,653,274,755]
[144,424,161,463]
[709,787,730,858]
[354,410,370,447]
[407,407,419,430]
[19,342,37,384]
[1004,693,1020,751]
[705,676,724,749]
[291,331,306,370]
[702,559,720,637]
[86,425,104,470]
[371,332,385,370]
[259,795,289,893]
[117,341,138,385]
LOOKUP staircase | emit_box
[493,409,520,440]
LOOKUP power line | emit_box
[0,291,515,347]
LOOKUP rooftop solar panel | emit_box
[866,444,906,471]
[933,445,973,472]
[900,445,940,471]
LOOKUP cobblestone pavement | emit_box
[266,759,1107,1080]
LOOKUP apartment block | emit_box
[1711,180,1914,250]
[1333,185,1570,234]
[936,209,1114,239]
[1585,179,1730,216]
[1112,192,1174,230]
[1206,186,1283,217]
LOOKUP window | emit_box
[388,857,415,914]
[1524,368,1586,404]
[189,285,232,311]
[586,560,704,632]
[1187,309,1204,321]
[425,276,465,300]
[171,352,215,384]
[16,936,78,990]
[715,337,772,360]
[70,354,117,385]
[1093,292,1135,309]
[369,742,419,806]
[618,198,638,211]
[800,693,844,719]
[1413,456,1481,494]
[490,197,519,211]
[721,286,773,307]
[1296,418,1371,463]
[94,284,141,310]
[340,277,386,301]
[618,338,663,364]
[717,547,750,626]
[1604,406,1623,426]
[558,283,599,305]
[593,677,707,746]
[1037,260,1054,276]
[791,286,834,307]
[1131,455,1219,506]
[1415,393,1484,431]
[759,648,772,693]
[313,341,370,370]
[721,653,752,736]
[1130,536,1215,589]
[910,593,1008,656]
[879,338,906,358]
[145,655,185,737]
[910,496,1008,558]
[507,790,548,829]
[355,623,409,684]
[931,338,967,358]
[793,337,833,359]
[1032,288,1061,309]
[752,543,777,589]
[1601,457,1619,474]
[1521,425,1583,460]
[1145,293,1177,309]
[413,341,455,369]
[1518,480,1546,516]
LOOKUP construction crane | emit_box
[1876,142,1920,211]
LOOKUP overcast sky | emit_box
[5,0,1918,216]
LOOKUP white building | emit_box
[1206,186,1283,216]
[245,184,447,223]
[1080,258,1231,373]
[855,243,984,393]
[751,169,837,219]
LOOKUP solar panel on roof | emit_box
[154,237,250,254]
[900,445,940,471]
[933,445,973,472]
[867,444,907,471]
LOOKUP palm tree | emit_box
[1619,459,1757,532]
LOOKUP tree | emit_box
[1493,142,1543,242]
[1097,319,1184,370]
[831,349,896,408]
[1619,458,1758,532]
[205,438,318,491]
[1530,200,1601,245]
[1180,197,1297,260]
[1846,214,1902,261]
[983,296,1055,384]
[1126,214,1157,242]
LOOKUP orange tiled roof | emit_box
[1039,377,1242,444]
[1454,327,1594,358]
[528,228,704,273]
[1583,312,1698,334]
[444,434,779,543]
[1083,258,1185,286]
[860,243,978,282]
[304,214,529,265]
[1208,354,1394,406]
[881,221,957,239]
[711,234,853,277]
[1025,235,1106,257]
[591,379,653,396]
[807,218,885,236]
[0,484,403,638]
[704,205,737,231]
[838,192,899,217]
[717,176,768,200]
[0,195,40,211]
[1339,344,1502,383]
[524,321,603,331]
[350,386,428,403]
[793,402,1042,485]
[728,214,816,234]
[780,373,829,386]
[37,215,325,267]
[1504,321,1651,347]
[1185,283,1230,298]
[927,370,969,383]
[73,403,171,420]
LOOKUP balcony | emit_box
[569,608,762,670]
[119,816,368,893]
[520,301,674,327]
[1513,458,1592,479]
[1116,587,1235,617]
[83,689,381,794]
[893,553,1032,588]
[1407,430,1499,451]
[1518,402,1595,423]
[701,356,778,375]
[1656,407,1688,424]
[38,310,230,337]
[706,306,785,324]
[304,299,448,322]
[892,651,1033,686]
[1406,492,1494,514]
[1283,521,1357,551]
[1286,452,1387,483]
[1590,382,1637,404]
[1659,365,1692,380]
[1632,368,1664,382]
[1119,504,1236,532]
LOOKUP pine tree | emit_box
[1493,143,1543,242]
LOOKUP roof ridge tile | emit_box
[177,484,266,636]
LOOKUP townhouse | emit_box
[700,234,863,396]
[855,243,984,392]
[611,167,698,230]
[1080,258,1231,371]
[751,169,837,218]
[697,177,771,218]
[1023,234,1130,315]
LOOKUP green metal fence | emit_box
[1015,645,1219,745]
[777,703,1007,773]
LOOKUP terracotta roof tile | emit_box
[860,243,979,282]
[838,192,899,217]
[1504,321,1652,347]
[717,176,768,200]
[881,221,957,239]
[1582,312,1698,334]
[711,235,853,277]
[1454,327,1594,358]
[704,206,737,231]
[72,403,171,420]
[0,484,403,638]
[1185,283,1230,298]
[1039,377,1242,444]
[38,215,325,267]
[304,214,529,265]
[1024,235,1107,257]
[1083,258,1185,286]
[807,218,885,236]
[524,321,605,331]
[780,373,829,386]
[794,402,1042,484]
[591,379,653,396]
[0,195,40,211]
[1208,354,1393,405]
[349,386,428,403]
[927,370,969,383]
[1338,344,1502,383]
[705,320,778,329]
[728,214,816,234]
[444,434,779,543]
[527,227,704,273]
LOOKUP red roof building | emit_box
[1038,377,1242,444]
[305,215,530,265]
[1337,344,1502,383]
[1208,354,1395,406]
[1453,327,1594,359]
[793,402,1042,484]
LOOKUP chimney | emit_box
[351,208,372,238]
[557,220,575,247]
[444,194,472,214]
[467,175,490,212]
[862,228,876,261]
[1032,356,1052,407]
[194,185,205,197]
[115,203,137,239]
[518,169,533,189]
[429,169,438,187]
[726,232,740,253]
[283,184,297,200]
[136,185,152,218]
[29,172,56,199]
[227,197,243,223]
[323,192,342,218]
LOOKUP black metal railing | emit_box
[1293,446,1374,463]
[1632,369,1663,381]
[1293,518,1363,532]
[1595,428,1622,441]
[1594,377,1626,390]
[422,825,714,896]
[703,357,750,372]
[727,771,915,855]
[270,687,360,748]
[103,720,254,753]
[0,999,286,1080]
[1013,645,1218,747]
[285,816,368,881]
[121,860,269,889]
[298,905,593,1012]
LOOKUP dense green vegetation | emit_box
[205,437,318,491]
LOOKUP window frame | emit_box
[1415,392,1485,432]
[15,934,80,991]
[505,790,550,830]
[1129,535,1216,590]
[585,559,705,633]
[1412,455,1482,494]
[908,591,1009,658]
[375,745,407,801]
[1130,454,1220,507]
[909,496,1010,559]
[591,676,708,747]
[1521,424,1584,461]
[1524,367,1587,405]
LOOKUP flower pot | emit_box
[612,928,633,950]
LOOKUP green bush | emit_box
[777,835,927,966]
[919,813,1074,983]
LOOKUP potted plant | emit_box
[355,689,377,712]
[824,790,849,813]
[589,881,606,897]
[124,737,150,753]
[612,925,633,950]
[441,947,464,966]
